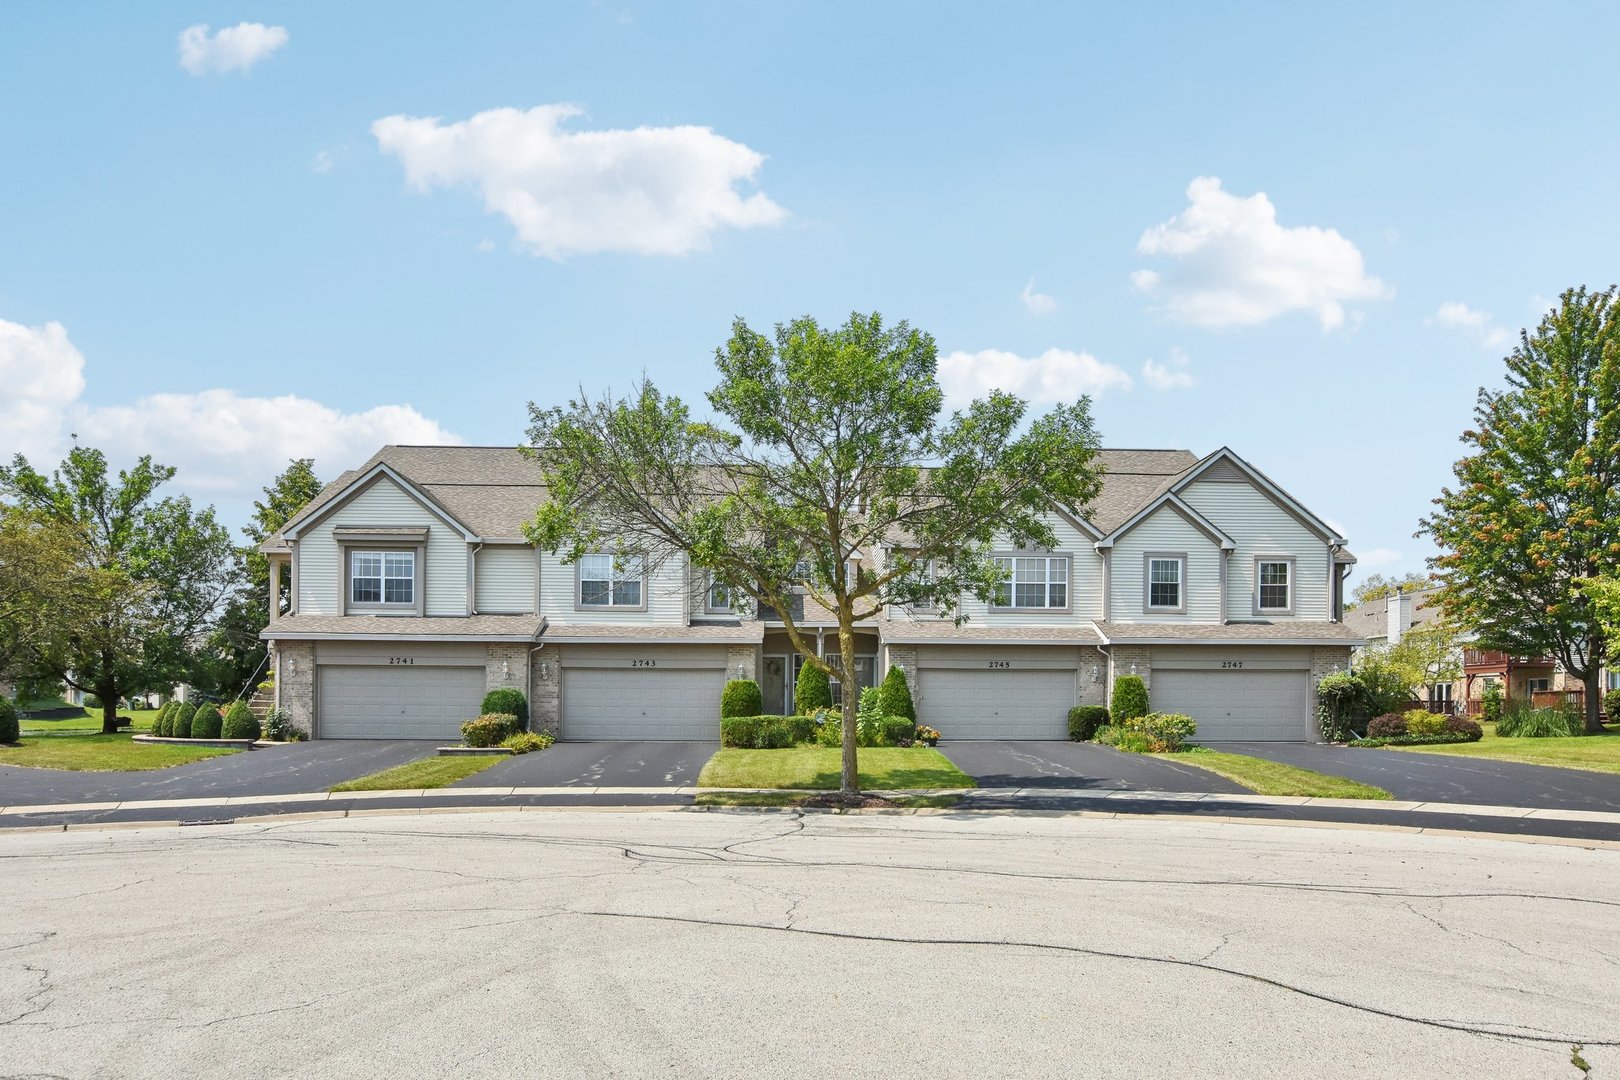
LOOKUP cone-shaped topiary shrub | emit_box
[153,701,172,737]
[720,679,763,718]
[1111,675,1149,723]
[221,700,260,740]
[191,705,223,739]
[793,662,832,714]
[480,688,527,726]
[877,665,915,721]
[0,697,18,745]
[172,702,197,739]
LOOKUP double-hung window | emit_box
[706,578,733,613]
[1256,558,1293,613]
[1145,555,1184,612]
[350,550,415,608]
[992,555,1068,610]
[579,553,644,608]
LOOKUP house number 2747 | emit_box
[1221,660,1244,669]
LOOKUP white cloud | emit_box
[1141,347,1195,390]
[178,22,288,75]
[1428,301,1513,351]
[0,316,461,498]
[312,150,336,174]
[1020,279,1057,315]
[474,238,496,252]
[938,348,1133,409]
[1132,176,1390,331]
[372,104,786,258]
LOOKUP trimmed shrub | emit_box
[1366,713,1407,739]
[191,706,223,739]
[1111,675,1149,723]
[152,702,172,737]
[720,679,763,719]
[781,714,817,745]
[1606,688,1620,720]
[481,688,528,727]
[1496,704,1583,738]
[263,708,292,741]
[1481,680,1505,724]
[461,712,521,748]
[1404,709,1447,737]
[877,665,915,722]
[721,715,815,749]
[720,715,764,748]
[0,697,17,744]
[1068,705,1109,742]
[1126,711,1196,752]
[1443,716,1484,741]
[1352,733,1475,748]
[172,702,197,739]
[881,716,917,747]
[221,701,260,740]
[794,662,832,714]
[1094,724,1153,753]
[503,731,554,754]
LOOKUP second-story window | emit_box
[707,578,732,612]
[351,550,414,607]
[580,553,643,607]
[1257,559,1293,612]
[1147,556,1183,611]
[992,555,1068,609]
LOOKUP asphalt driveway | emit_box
[461,741,717,788]
[940,740,1247,794]
[0,740,432,806]
[1212,741,1620,813]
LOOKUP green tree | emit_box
[0,505,104,684]
[1421,286,1620,733]
[1362,618,1463,697]
[0,446,238,733]
[1346,571,1432,610]
[525,312,1104,794]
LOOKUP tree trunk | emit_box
[838,614,859,795]
[100,683,120,735]
[1584,667,1604,734]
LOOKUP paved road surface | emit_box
[1,810,1614,1079]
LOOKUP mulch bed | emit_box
[798,792,903,809]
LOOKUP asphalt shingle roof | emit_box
[1094,620,1364,643]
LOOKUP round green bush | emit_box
[1443,716,1483,741]
[481,688,528,726]
[1068,705,1109,742]
[1366,712,1407,738]
[1605,687,1620,720]
[221,700,261,740]
[877,665,915,721]
[151,701,171,737]
[191,706,223,739]
[1111,675,1149,723]
[793,662,832,714]
[720,679,763,719]
[0,697,18,745]
[172,702,197,739]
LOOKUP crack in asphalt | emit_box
[557,908,1620,1048]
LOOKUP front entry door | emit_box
[762,655,789,715]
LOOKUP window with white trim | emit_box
[1147,557,1183,610]
[992,555,1068,609]
[579,553,644,607]
[1257,560,1292,612]
[706,578,732,612]
[350,550,414,607]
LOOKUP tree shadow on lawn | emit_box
[802,765,974,790]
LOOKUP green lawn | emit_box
[330,755,503,792]
[1177,748,1392,800]
[0,733,239,772]
[697,747,974,790]
[20,707,162,735]
[1389,722,1620,774]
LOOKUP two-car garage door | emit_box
[318,664,485,741]
[920,669,1073,740]
[1148,668,1311,742]
[561,667,726,741]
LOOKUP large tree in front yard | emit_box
[0,446,239,732]
[1421,286,1620,732]
[524,312,1104,794]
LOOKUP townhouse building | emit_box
[260,444,1362,742]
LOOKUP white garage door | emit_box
[562,667,727,741]
[1149,669,1311,741]
[318,665,485,740]
[921,670,1073,740]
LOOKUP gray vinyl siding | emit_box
[955,513,1103,624]
[1107,505,1222,622]
[538,548,687,625]
[295,477,468,617]
[475,545,537,614]
[1178,479,1331,620]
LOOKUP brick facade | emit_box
[1107,644,1151,710]
[275,640,315,738]
[725,645,758,682]
[529,645,561,736]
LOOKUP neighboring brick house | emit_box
[260,444,1362,742]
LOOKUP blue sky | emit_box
[3,2,1617,587]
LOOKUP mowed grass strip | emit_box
[20,707,162,735]
[697,747,974,791]
[330,755,502,792]
[1178,748,1392,800]
[0,733,239,772]
[1389,723,1620,775]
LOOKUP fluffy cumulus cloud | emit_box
[1427,301,1513,351]
[372,105,786,258]
[178,22,288,75]
[1019,279,1057,315]
[0,317,461,498]
[938,348,1134,408]
[1141,347,1195,390]
[1132,177,1390,331]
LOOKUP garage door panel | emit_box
[921,670,1073,740]
[318,665,484,740]
[563,668,725,741]
[1149,669,1310,741]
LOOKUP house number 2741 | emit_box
[388,657,415,665]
